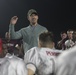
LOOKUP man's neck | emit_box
[30,23,38,26]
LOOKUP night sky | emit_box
[0,0,76,42]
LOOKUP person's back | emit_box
[7,55,27,75]
[55,46,76,75]
[24,31,62,75]
[24,47,62,75]
[0,54,27,75]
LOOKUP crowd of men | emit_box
[0,9,76,75]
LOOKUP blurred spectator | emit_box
[56,31,67,50]
[70,30,76,47]
[2,32,24,58]
[65,29,74,49]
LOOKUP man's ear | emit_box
[38,41,40,48]
[38,41,42,48]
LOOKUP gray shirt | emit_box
[9,24,47,53]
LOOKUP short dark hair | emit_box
[60,31,67,35]
[39,31,54,47]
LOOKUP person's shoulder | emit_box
[25,47,39,54]
[24,47,39,63]
[8,55,25,68]
[57,46,76,63]
[8,55,23,63]
[30,47,39,51]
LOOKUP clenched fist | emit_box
[10,16,18,25]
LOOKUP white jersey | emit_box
[0,54,27,75]
[55,46,76,75]
[65,39,74,49]
[0,57,9,75]
[24,47,62,75]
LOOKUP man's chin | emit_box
[32,22,37,25]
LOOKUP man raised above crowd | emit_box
[9,9,48,53]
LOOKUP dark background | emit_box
[0,0,76,42]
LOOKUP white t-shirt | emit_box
[55,46,76,75]
[24,47,62,75]
[0,54,27,75]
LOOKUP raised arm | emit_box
[9,16,22,39]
